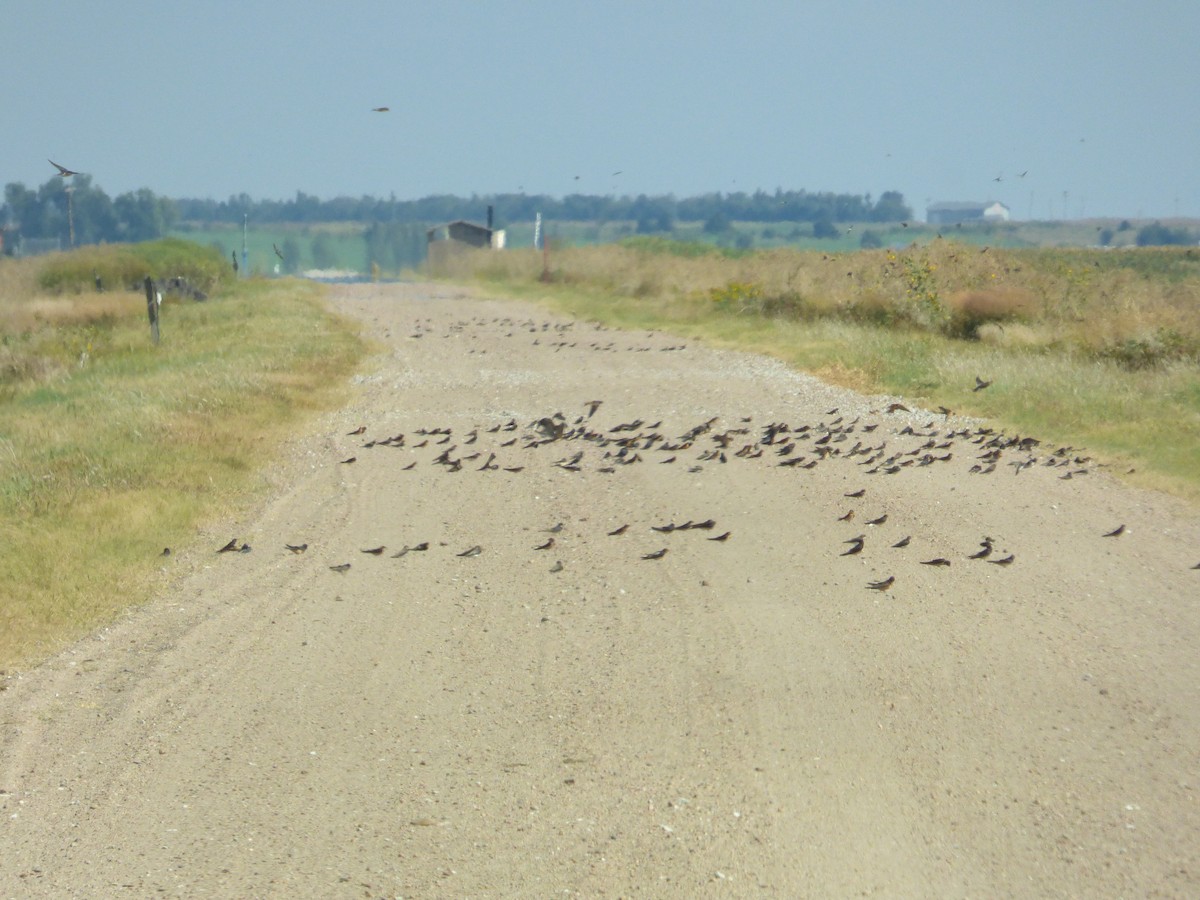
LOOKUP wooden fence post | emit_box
[144,276,160,345]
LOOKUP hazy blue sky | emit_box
[5,0,1198,219]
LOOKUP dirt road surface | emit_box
[2,283,1198,898]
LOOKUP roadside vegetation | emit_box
[447,239,1200,499]
[0,241,365,668]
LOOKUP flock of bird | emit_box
[192,305,1179,589]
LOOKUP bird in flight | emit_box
[273,243,284,260]
[49,159,80,177]
[372,107,390,112]
[973,376,993,392]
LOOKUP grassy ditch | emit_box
[0,245,365,668]
[450,240,1200,500]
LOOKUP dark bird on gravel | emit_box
[708,531,731,542]
[550,560,564,573]
[967,539,993,560]
[973,376,993,392]
[361,546,385,555]
[503,466,525,473]
[841,536,865,556]
[218,538,240,553]
[838,510,854,522]
[329,563,351,572]
[544,522,565,534]
[49,159,80,177]
[347,425,366,435]
[642,548,668,560]
[160,547,171,557]
[867,576,895,592]
[886,402,910,413]
[1103,524,1126,538]
[457,545,483,557]
[865,514,888,526]
[921,558,952,567]
[534,537,555,550]
[608,524,629,536]
[891,536,911,548]
[845,489,866,498]
[689,519,717,530]
[273,243,284,260]
[1192,561,1200,570]
[340,456,356,464]
[285,543,308,554]
[651,523,677,533]
[988,554,1015,566]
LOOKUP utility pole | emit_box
[242,213,248,275]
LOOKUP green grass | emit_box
[0,251,365,668]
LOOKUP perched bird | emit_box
[867,576,896,592]
[160,547,171,557]
[543,522,564,534]
[973,376,993,392]
[285,543,308,554]
[865,514,888,526]
[708,531,732,542]
[844,489,866,499]
[347,425,367,436]
[641,548,668,560]
[607,524,629,536]
[550,560,564,573]
[837,510,854,522]
[921,558,952,567]
[1102,524,1126,538]
[988,554,1015,566]
[651,523,677,533]
[891,535,911,548]
[340,456,356,464]
[329,563,351,572]
[841,535,865,556]
[361,546,385,555]
[967,539,993,560]
[49,159,79,177]
[457,545,483,557]
[534,537,555,550]
[218,538,240,553]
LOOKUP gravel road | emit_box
[2,282,1198,898]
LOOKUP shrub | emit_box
[944,287,1038,338]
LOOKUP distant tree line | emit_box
[2,177,178,251]
[172,188,912,231]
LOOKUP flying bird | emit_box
[49,159,79,177]
[867,576,896,592]
[371,106,390,112]
[973,376,993,392]
[273,243,284,260]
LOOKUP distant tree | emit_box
[1097,228,1114,247]
[812,218,839,239]
[703,210,732,234]
[1117,219,1132,232]
[870,191,912,222]
[859,229,884,249]
[280,236,302,273]
[1136,221,1192,246]
[310,232,337,269]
